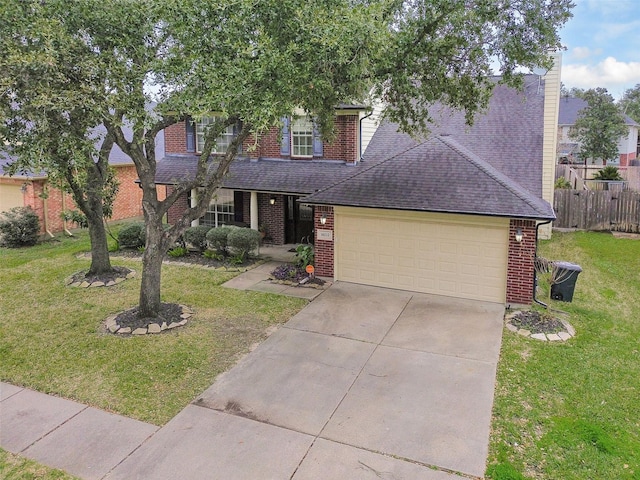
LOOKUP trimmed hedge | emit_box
[206,225,235,253]
[118,223,146,249]
[228,227,261,259]
[184,225,212,252]
[0,206,40,247]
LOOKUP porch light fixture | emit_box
[515,228,524,243]
[269,196,276,205]
[320,214,327,225]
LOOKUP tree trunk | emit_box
[138,217,166,319]
[86,214,113,275]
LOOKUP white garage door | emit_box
[335,207,509,303]
[0,184,24,213]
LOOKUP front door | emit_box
[285,196,314,244]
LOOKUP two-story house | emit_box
[155,65,561,306]
[557,96,639,166]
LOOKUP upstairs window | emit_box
[195,117,236,154]
[291,116,314,158]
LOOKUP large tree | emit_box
[1,0,572,322]
[619,84,640,124]
[0,2,117,275]
[570,88,628,165]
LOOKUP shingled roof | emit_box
[154,154,371,195]
[559,96,638,126]
[303,135,554,220]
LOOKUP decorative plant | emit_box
[183,225,212,252]
[167,246,188,258]
[295,244,314,269]
[0,206,40,247]
[554,176,572,189]
[593,166,623,181]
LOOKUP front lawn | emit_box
[487,231,640,479]
[0,231,306,426]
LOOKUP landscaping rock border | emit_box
[504,311,576,342]
[66,269,136,288]
[105,304,194,335]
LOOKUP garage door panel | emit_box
[336,209,508,303]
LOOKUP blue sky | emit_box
[559,0,640,99]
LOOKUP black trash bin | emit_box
[550,261,582,302]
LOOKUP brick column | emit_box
[506,219,537,305]
[314,206,334,277]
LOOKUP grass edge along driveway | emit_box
[487,231,640,480]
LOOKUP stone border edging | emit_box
[105,305,194,335]
[66,270,136,288]
[504,311,576,342]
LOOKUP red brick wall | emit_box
[8,164,143,235]
[165,121,187,154]
[166,186,190,225]
[506,219,537,305]
[258,193,285,244]
[620,151,637,167]
[314,206,334,277]
[164,116,359,163]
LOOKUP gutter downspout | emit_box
[358,110,374,162]
[533,219,553,307]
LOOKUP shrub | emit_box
[594,165,623,181]
[184,225,212,252]
[206,225,234,253]
[295,244,314,268]
[227,227,261,260]
[117,223,146,249]
[554,176,572,189]
[0,207,40,247]
[61,209,89,228]
[167,246,188,257]
[203,249,224,261]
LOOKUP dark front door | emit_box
[285,196,314,244]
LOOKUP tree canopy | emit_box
[619,84,640,124]
[569,88,628,165]
[0,0,573,320]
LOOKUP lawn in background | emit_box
[0,231,306,426]
[487,231,640,479]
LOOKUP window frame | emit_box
[200,189,235,228]
[195,117,236,154]
[290,116,314,158]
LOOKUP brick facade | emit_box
[166,185,190,225]
[257,193,285,244]
[3,164,143,235]
[313,206,334,277]
[164,116,360,163]
[506,219,537,305]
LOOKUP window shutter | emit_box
[186,116,196,153]
[280,117,291,156]
[312,122,323,157]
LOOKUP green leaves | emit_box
[569,88,628,164]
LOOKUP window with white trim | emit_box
[291,116,314,157]
[195,117,235,154]
[201,189,235,227]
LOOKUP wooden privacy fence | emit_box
[554,189,640,232]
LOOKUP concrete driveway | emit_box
[107,282,504,480]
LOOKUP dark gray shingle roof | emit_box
[558,96,638,126]
[303,135,554,220]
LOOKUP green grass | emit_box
[0,231,306,426]
[0,449,79,480]
[487,231,640,479]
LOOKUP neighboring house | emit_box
[156,66,560,306]
[557,96,639,166]
[0,130,164,234]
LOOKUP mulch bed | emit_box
[112,249,259,269]
[67,265,133,285]
[114,302,184,331]
[510,310,565,334]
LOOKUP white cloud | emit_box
[571,46,602,60]
[562,57,640,96]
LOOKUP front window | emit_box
[291,116,314,157]
[196,117,235,154]
[201,189,235,227]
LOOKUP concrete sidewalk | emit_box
[1,282,504,480]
